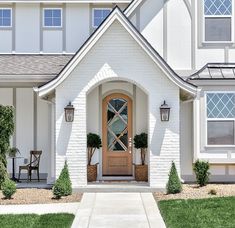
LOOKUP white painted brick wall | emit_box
[56,20,180,188]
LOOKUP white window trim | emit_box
[92,8,112,28]
[202,1,234,43]
[205,91,235,147]
[43,8,62,28]
[0,8,12,28]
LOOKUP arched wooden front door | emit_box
[102,93,133,176]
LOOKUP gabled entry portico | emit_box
[34,7,197,189]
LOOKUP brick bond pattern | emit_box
[55,20,180,188]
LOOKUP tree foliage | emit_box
[0,105,14,167]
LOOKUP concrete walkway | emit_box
[72,193,166,228]
[0,202,79,215]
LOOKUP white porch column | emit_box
[193,89,201,162]
[47,101,56,184]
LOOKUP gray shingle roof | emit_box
[0,55,73,82]
[188,63,235,80]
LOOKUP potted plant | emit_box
[134,133,148,181]
[7,147,20,158]
[87,133,102,182]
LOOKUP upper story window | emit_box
[92,8,111,28]
[0,9,12,27]
[43,9,62,27]
[204,0,232,42]
[206,92,235,145]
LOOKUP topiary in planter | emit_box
[53,161,72,199]
[2,178,16,199]
[193,160,210,187]
[166,161,182,194]
[87,133,102,182]
[134,133,148,181]
[134,133,147,165]
[87,133,102,166]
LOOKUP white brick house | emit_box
[1,0,235,189]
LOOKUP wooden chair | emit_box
[18,150,42,182]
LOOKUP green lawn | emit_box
[158,197,235,228]
[0,213,75,228]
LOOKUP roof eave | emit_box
[35,6,197,97]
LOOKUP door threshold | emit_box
[99,176,135,181]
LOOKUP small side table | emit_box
[8,156,23,182]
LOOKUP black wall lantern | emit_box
[160,101,171,121]
[64,102,74,122]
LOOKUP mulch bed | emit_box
[0,189,82,205]
[154,184,235,201]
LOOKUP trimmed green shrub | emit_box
[0,161,7,189]
[2,178,16,199]
[87,133,102,165]
[53,161,72,199]
[193,160,210,187]
[166,162,182,194]
[134,133,148,165]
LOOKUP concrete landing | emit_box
[71,192,166,228]
[74,182,164,193]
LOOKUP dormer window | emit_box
[0,8,12,27]
[92,8,111,28]
[43,8,62,27]
[204,0,232,42]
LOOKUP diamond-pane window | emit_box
[204,0,232,15]
[207,93,235,118]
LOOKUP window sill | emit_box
[200,41,234,48]
[205,145,235,148]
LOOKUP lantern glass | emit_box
[160,101,170,121]
[64,102,74,122]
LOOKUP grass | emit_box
[158,196,235,228]
[0,213,75,228]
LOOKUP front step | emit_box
[73,182,165,193]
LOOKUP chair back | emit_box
[29,150,42,168]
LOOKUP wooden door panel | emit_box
[102,93,132,176]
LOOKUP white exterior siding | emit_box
[66,4,90,53]
[16,89,34,174]
[55,20,180,188]
[43,30,63,53]
[0,2,128,54]
[0,31,12,53]
[37,97,51,175]
[139,0,164,56]
[180,101,194,178]
[15,4,40,53]
[0,88,51,179]
[167,0,191,69]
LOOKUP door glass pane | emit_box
[107,98,128,152]
[208,121,234,145]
